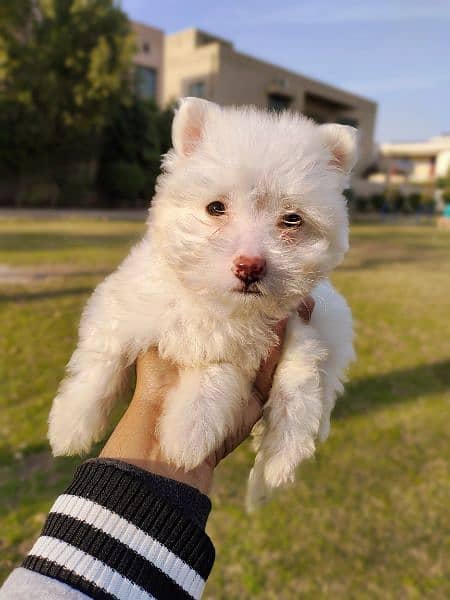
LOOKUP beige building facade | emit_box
[131,22,164,105]
[369,136,450,186]
[163,29,377,174]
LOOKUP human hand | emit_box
[100,296,315,495]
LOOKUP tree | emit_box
[98,98,177,207]
[100,98,161,168]
[98,97,163,206]
[437,169,450,204]
[0,0,135,204]
[157,102,175,156]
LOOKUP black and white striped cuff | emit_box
[23,459,215,600]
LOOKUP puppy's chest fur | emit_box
[155,303,277,375]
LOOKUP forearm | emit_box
[1,459,214,600]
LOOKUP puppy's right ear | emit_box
[319,123,359,175]
[172,97,219,157]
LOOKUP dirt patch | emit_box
[0,264,108,284]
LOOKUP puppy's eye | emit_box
[279,213,304,228]
[206,201,226,216]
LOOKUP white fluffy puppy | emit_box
[49,98,355,509]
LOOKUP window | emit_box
[142,41,150,54]
[135,66,157,99]
[303,92,352,124]
[304,113,326,124]
[337,116,359,128]
[267,93,292,112]
[188,81,205,98]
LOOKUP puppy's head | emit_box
[150,98,357,314]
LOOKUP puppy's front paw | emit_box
[48,390,105,456]
[48,400,96,456]
[49,427,92,456]
[263,453,296,489]
[158,415,220,470]
[318,414,331,442]
[262,436,316,489]
[158,364,247,471]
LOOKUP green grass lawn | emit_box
[1,218,449,599]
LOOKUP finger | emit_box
[207,391,263,467]
[230,391,263,446]
[253,317,288,403]
[297,295,315,322]
[134,347,178,401]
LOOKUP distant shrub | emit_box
[23,181,59,207]
[99,98,163,206]
[55,164,95,207]
[100,161,145,203]
[421,193,435,214]
[436,174,449,189]
[157,103,175,155]
[141,165,161,202]
[390,190,405,213]
[437,168,450,205]
[345,190,377,213]
[370,193,385,212]
[355,196,372,212]
[407,193,422,212]
[343,188,355,207]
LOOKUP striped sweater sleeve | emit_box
[13,459,215,600]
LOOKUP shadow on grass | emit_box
[340,251,450,272]
[340,253,449,272]
[0,231,139,253]
[336,358,450,419]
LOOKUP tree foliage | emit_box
[0,0,134,175]
[98,97,173,206]
[437,169,450,204]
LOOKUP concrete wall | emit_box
[436,150,450,178]
[131,22,164,104]
[217,45,376,173]
[163,28,377,174]
[163,29,221,104]
[376,137,450,185]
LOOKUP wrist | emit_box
[109,455,214,495]
[100,390,214,495]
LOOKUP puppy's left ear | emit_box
[172,97,220,157]
[320,124,359,174]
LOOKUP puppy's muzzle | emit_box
[232,255,267,285]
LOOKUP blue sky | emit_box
[122,0,450,143]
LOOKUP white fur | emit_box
[48,99,356,509]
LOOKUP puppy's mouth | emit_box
[232,283,264,296]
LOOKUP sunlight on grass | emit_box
[0,220,449,598]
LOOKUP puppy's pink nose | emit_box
[233,255,267,284]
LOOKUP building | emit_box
[163,28,377,174]
[130,24,378,176]
[131,21,164,105]
[369,136,450,186]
